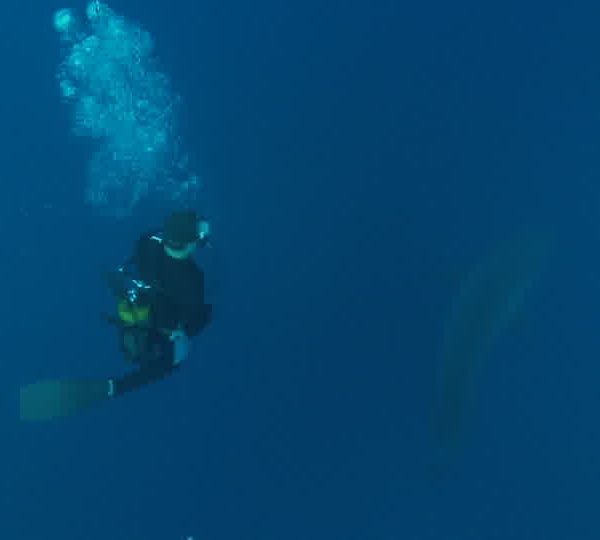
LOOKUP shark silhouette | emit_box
[433,229,551,453]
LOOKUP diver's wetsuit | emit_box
[111,233,212,397]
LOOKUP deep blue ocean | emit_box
[2,0,600,538]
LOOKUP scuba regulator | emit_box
[106,266,153,327]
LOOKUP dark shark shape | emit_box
[434,229,551,452]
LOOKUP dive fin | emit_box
[20,378,110,421]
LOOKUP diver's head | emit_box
[163,210,210,259]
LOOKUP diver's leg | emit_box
[120,328,148,364]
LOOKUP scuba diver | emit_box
[106,209,213,397]
[19,210,213,421]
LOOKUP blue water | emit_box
[3,0,600,538]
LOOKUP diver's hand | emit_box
[168,328,187,341]
[107,378,116,398]
[169,329,190,365]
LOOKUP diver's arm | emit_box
[180,267,212,336]
[116,232,156,274]
[105,232,156,297]
[184,303,213,337]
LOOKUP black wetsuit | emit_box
[113,328,177,395]
[112,233,212,397]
